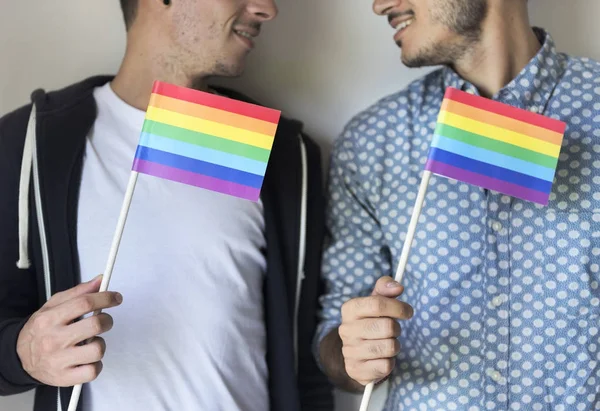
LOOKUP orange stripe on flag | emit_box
[444,87,566,134]
[149,94,278,137]
[440,99,563,146]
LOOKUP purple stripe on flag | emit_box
[425,159,549,205]
[133,159,261,201]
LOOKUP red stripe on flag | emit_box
[444,88,566,134]
[152,81,281,124]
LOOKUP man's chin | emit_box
[400,50,440,69]
[399,46,418,68]
[400,52,422,68]
[210,61,247,79]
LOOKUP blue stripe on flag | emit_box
[428,148,553,193]
[134,146,263,188]
[431,134,555,182]
[138,132,268,176]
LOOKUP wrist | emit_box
[0,317,39,387]
[319,327,365,393]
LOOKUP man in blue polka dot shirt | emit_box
[316,0,600,409]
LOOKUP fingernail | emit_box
[115,293,123,303]
[386,281,401,288]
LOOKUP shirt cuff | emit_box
[312,320,341,374]
[0,317,40,388]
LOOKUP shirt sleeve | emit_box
[0,107,41,394]
[313,124,394,364]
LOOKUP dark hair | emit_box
[120,0,138,30]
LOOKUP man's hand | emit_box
[338,276,413,386]
[16,275,122,387]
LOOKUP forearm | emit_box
[319,328,364,393]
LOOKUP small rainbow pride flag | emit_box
[425,87,567,205]
[132,81,281,201]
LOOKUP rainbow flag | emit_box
[425,87,567,205]
[132,81,281,201]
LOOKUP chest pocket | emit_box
[512,137,600,321]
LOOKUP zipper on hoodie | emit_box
[293,134,308,372]
[29,104,62,411]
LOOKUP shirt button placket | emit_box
[485,194,511,408]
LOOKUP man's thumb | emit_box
[371,276,404,298]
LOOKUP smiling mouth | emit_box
[394,18,414,34]
[232,26,260,49]
[234,29,255,40]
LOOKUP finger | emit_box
[43,275,103,309]
[339,318,401,342]
[342,338,401,361]
[371,276,404,298]
[62,314,114,346]
[342,295,414,321]
[53,292,122,325]
[65,337,107,366]
[347,358,396,386]
[61,362,104,386]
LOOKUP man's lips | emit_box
[233,25,261,49]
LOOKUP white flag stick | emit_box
[67,171,139,411]
[358,170,432,411]
[393,170,432,285]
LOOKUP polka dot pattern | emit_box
[317,30,600,410]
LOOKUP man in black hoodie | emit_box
[0,1,332,410]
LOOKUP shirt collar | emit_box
[442,28,566,114]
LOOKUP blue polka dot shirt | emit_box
[317,28,600,410]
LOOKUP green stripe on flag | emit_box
[435,123,558,169]
[142,120,271,163]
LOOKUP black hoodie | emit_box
[0,76,333,411]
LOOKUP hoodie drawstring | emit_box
[16,104,36,269]
[293,133,308,372]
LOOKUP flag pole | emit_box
[359,170,432,411]
[393,170,432,284]
[67,171,139,411]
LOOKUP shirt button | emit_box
[492,222,502,232]
[529,106,539,113]
[491,371,502,382]
[492,296,504,307]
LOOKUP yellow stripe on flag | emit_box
[149,94,279,136]
[441,99,564,146]
[146,106,275,150]
[438,111,562,158]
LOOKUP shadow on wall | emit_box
[218,0,600,159]
[0,1,124,115]
[216,0,433,152]
[529,0,600,61]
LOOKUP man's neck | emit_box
[452,3,541,98]
[110,34,208,110]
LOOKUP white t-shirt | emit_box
[77,83,268,411]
